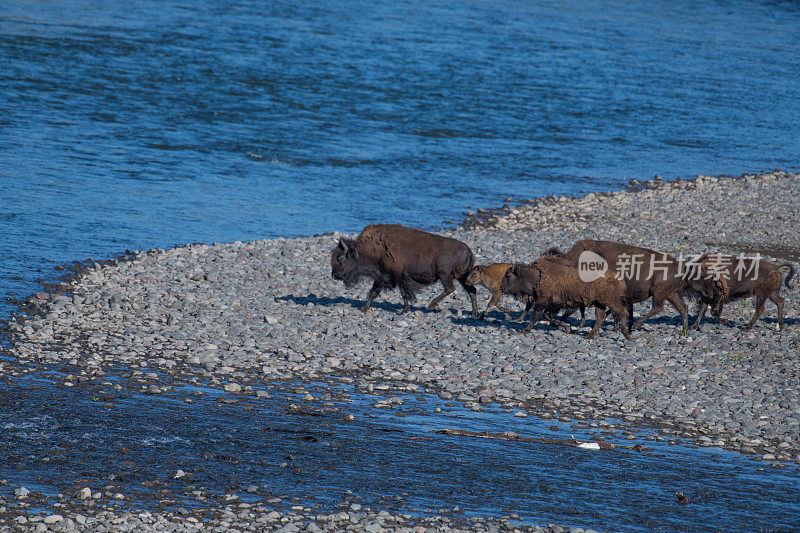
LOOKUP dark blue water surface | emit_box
[2,0,800,312]
[2,369,799,532]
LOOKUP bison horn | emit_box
[338,238,348,251]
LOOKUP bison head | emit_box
[683,258,729,309]
[331,238,362,287]
[500,264,539,299]
[465,267,482,286]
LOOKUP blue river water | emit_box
[2,369,799,532]
[2,0,800,317]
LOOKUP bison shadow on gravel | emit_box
[276,294,484,321]
[278,292,592,331]
[276,294,799,335]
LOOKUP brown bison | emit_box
[684,254,795,330]
[547,240,688,331]
[500,255,630,339]
[467,262,566,325]
[466,263,521,319]
[331,224,478,316]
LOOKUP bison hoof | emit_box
[360,306,370,314]
[560,324,571,333]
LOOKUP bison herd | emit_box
[331,224,795,340]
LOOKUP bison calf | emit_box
[501,256,630,339]
[330,224,478,316]
[466,263,522,319]
[685,254,795,330]
[467,263,566,325]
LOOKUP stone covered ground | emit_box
[2,170,799,532]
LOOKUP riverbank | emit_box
[1,499,556,533]
[2,170,800,530]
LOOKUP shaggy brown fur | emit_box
[548,240,688,331]
[685,254,795,330]
[467,262,572,326]
[330,224,478,316]
[466,263,519,319]
[501,255,630,339]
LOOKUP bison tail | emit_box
[779,262,796,290]
[455,251,475,279]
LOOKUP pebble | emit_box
[224,383,242,393]
[43,514,63,524]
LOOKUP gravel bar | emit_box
[1,500,570,533]
[2,169,800,530]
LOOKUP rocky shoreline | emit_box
[2,169,800,531]
[2,495,569,533]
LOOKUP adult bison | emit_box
[684,253,795,331]
[330,224,478,316]
[547,240,689,331]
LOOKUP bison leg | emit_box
[559,305,590,328]
[515,299,534,322]
[488,294,516,319]
[557,307,579,329]
[691,300,708,331]
[398,299,410,314]
[712,303,734,326]
[744,295,767,330]
[361,281,384,313]
[610,309,621,332]
[545,311,571,333]
[667,292,689,331]
[428,275,456,312]
[586,307,607,339]
[457,276,479,318]
[614,303,631,340]
[479,292,504,319]
[632,298,666,330]
[495,303,516,320]
[627,302,634,332]
[398,279,417,314]
[578,305,587,329]
[769,291,785,330]
[521,306,545,334]
[587,306,615,331]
